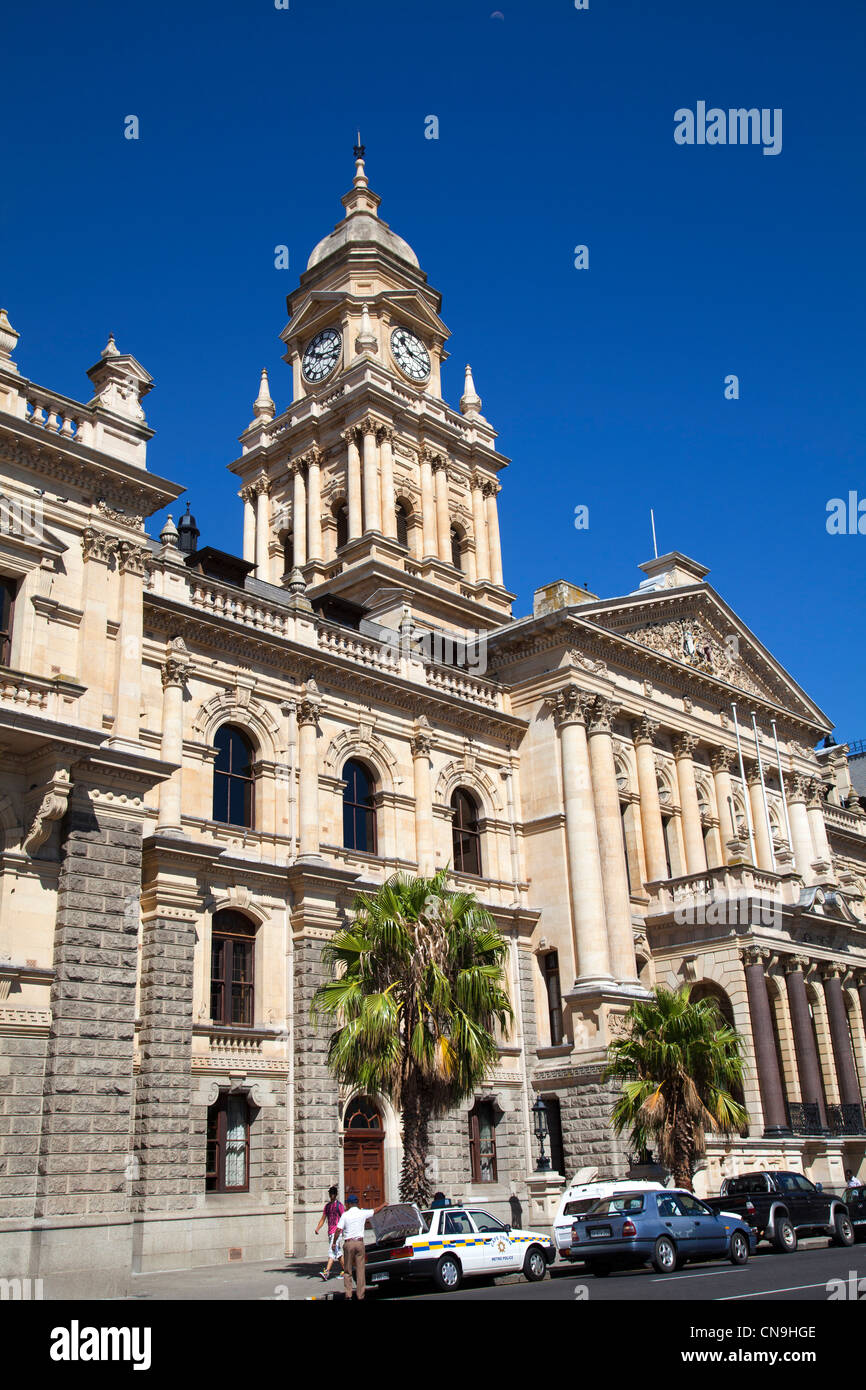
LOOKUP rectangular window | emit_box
[620,804,632,892]
[661,816,674,879]
[544,1095,566,1177]
[541,951,563,1046]
[0,577,17,667]
[206,1092,250,1193]
[469,1102,497,1183]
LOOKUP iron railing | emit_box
[787,1100,866,1137]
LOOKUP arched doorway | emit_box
[342,1095,385,1206]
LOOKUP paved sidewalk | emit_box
[126,1257,349,1301]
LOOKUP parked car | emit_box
[553,1179,666,1261]
[570,1189,754,1276]
[362,1203,556,1292]
[703,1170,854,1251]
[843,1185,866,1239]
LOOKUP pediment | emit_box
[582,586,829,726]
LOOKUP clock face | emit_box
[391,326,431,382]
[302,327,342,383]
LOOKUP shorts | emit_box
[328,1231,343,1260]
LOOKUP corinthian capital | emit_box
[240,484,257,505]
[739,943,769,969]
[783,954,811,976]
[711,747,735,774]
[288,456,308,479]
[673,733,699,760]
[632,715,659,747]
[376,423,394,444]
[785,773,810,802]
[81,527,118,564]
[588,696,619,734]
[296,681,321,728]
[482,478,500,498]
[358,413,380,437]
[411,716,434,758]
[117,540,149,576]
[341,425,361,447]
[161,637,190,690]
[253,472,270,496]
[553,683,594,729]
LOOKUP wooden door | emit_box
[343,1095,385,1206]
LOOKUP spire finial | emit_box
[102,332,119,357]
[459,363,483,419]
[252,367,275,422]
[352,131,368,189]
[354,302,378,358]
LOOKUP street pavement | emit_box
[122,1237,865,1303]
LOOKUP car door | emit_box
[655,1193,698,1250]
[442,1209,479,1273]
[677,1193,727,1254]
[467,1209,519,1273]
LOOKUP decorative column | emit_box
[740,944,791,1136]
[806,780,834,878]
[157,639,189,833]
[79,528,116,727]
[305,446,323,562]
[587,697,637,982]
[296,685,321,859]
[483,479,504,587]
[471,471,489,582]
[343,427,362,540]
[361,415,381,533]
[241,486,256,564]
[411,717,435,876]
[554,685,611,985]
[747,764,774,870]
[711,748,737,860]
[254,474,270,578]
[821,964,863,1109]
[633,717,667,882]
[290,458,307,568]
[786,775,817,882]
[433,456,451,563]
[114,541,148,742]
[419,448,438,559]
[783,956,828,1129]
[673,734,707,875]
[378,425,397,538]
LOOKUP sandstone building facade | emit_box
[0,154,864,1295]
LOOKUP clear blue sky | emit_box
[3,0,864,738]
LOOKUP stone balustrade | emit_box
[646,862,801,918]
[25,391,93,445]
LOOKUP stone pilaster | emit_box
[132,886,199,1209]
[587,697,637,983]
[35,798,143,1221]
[290,457,308,567]
[157,638,189,833]
[292,933,341,1254]
[297,686,321,859]
[254,473,270,579]
[710,747,737,862]
[377,425,396,539]
[305,446,323,562]
[554,684,611,986]
[433,455,451,563]
[471,471,489,582]
[114,540,148,742]
[411,717,435,876]
[419,447,438,559]
[343,427,362,541]
[360,414,381,534]
[483,479,503,586]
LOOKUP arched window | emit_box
[210,910,256,1026]
[342,759,377,854]
[451,788,482,876]
[343,1096,383,1130]
[395,503,409,549]
[213,725,255,828]
[450,526,463,571]
[335,503,349,551]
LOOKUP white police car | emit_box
[362,1203,556,1292]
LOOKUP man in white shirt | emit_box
[337,1192,387,1300]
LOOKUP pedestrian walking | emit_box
[337,1192,387,1300]
[314,1186,345,1281]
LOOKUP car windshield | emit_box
[586,1195,645,1216]
[563,1198,601,1217]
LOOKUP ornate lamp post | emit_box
[532,1096,550,1172]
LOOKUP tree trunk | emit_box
[399,1081,432,1206]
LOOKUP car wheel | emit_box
[729,1230,750,1266]
[773,1218,797,1253]
[433,1254,462,1292]
[832,1212,855,1248]
[523,1245,548,1282]
[651,1236,677,1274]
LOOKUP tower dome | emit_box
[306,147,419,272]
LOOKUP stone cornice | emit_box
[0,420,183,518]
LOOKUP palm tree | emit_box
[603,985,749,1189]
[312,869,513,1206]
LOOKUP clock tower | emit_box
[229,148,513,639]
